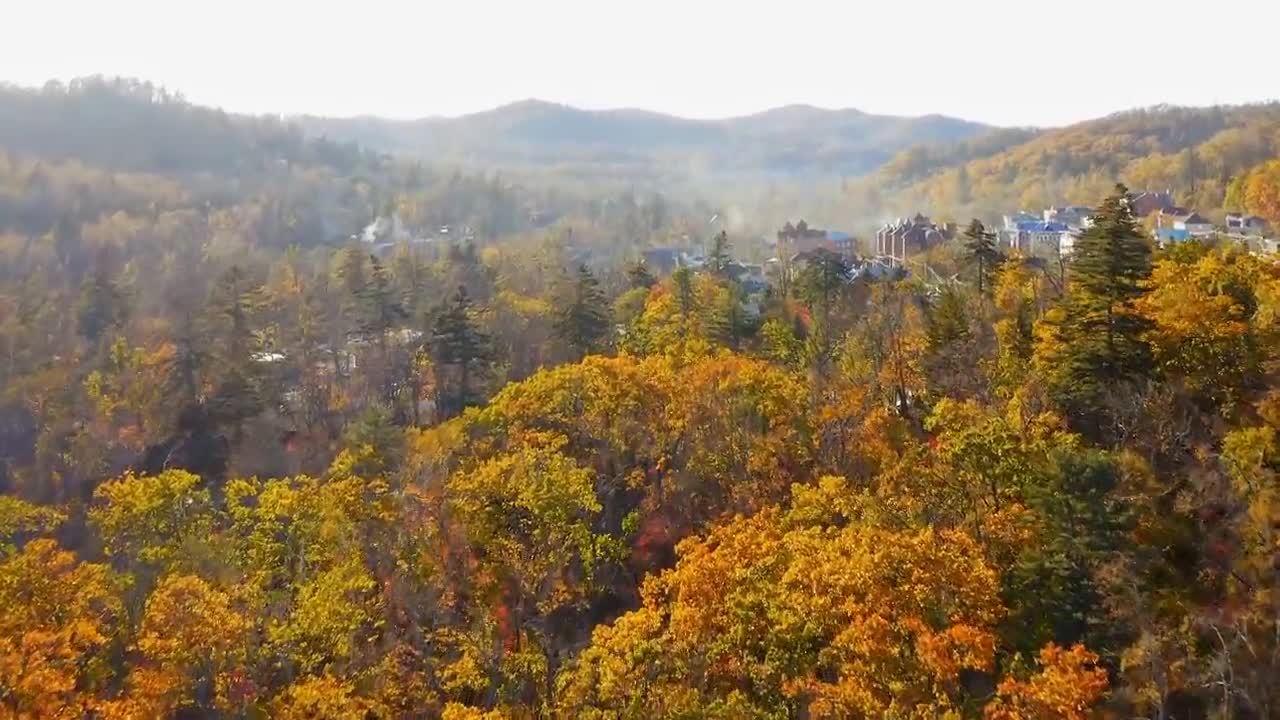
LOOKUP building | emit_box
[1002,211,1042,230]
[1159,211,1215,238]
[1131,190,1177,218]
[1044,206,1094,227]
[776,220,857,260]
[641,247,704,275]
[874,213,954,261]
[1005,221,1070,254]
[829,230,857,258]
[1226,213,1270,237]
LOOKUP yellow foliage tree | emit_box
[985,643,1108,720]
[0,540,124,719]
[557,508,1004,718]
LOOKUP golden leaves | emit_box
[985,644,1108,720]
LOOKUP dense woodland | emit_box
[1,78,1280,719]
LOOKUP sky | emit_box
[4,0,1278,128]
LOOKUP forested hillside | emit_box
[2,78,1280,719]
[857,103,1280,223]
[299,100,994,183]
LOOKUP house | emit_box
[776,221,858,260]
[640,245,691,274]
[1002,211,1041,230]
[829,230,857,259]
[1226,213,1269,237]
[852,257,907,281]
[1131,190,1177,218]
[1005,221,1070,254]
[1161,211,1215,238]
[874,213,954,261]
[1043,206,1094,227]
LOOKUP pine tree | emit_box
[963,219,1001,295]
[626,260,656,289]
[76,267,127,345]
[926,286,972,354]
[707,230,732,277]
[204,266,265,430]
[429,286,493,419]
[1035,184,1154,427]
[554,264,611,359]
[672,267,696,321]
[795,249,851,331]
[795,249,852,373]
[353,255,407,347]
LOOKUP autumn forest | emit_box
[1,78,1279,719]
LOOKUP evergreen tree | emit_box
[707,230,732,277]
[336,246,367,299]
[353,255,407,347]
[963,219,1001,295]
[203,266,265,430]
[795,249,852,373]
[554,264,611,359]
[1035,185,1154,427]
[672,267,696,321]
[75,267,127,346]
[926,285,972,354]
[430,285,493,419]
[925,285,981,398]
[626,259,656,290]
[391,246,431,320]
[795,249,851,331]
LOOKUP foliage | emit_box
[1035,185,1153,430]
[2,81,1280,720]
[985,644,1108,720]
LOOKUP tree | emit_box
[1228,159,1280,226]
[557,508,1004,718]
[626,259,655,290]
[204,265,266,431]
[794,249,851,369]
[986,644,1109,720]
[89,470,216,582]
[554,264,611,359]
[963,218,1001,295]
[0,540,124,719]
[353,254,407,347]
[1135,247,1267,413]
[76,267,127,346]
[706,230,732,276]
[133,575,251,715]
[430,286,494,419]
[1035,184,1153,427]
[925,285,982,398]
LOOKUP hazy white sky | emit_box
[4,0,1278,127]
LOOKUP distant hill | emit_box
[297,100,996,182]
[860,103,1280,221]
[0,76,380,177]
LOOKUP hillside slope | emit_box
[860,103,1280,220]
[0,76,378,177]
[298,100,995,181]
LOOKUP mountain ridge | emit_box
[297,99,997,180]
